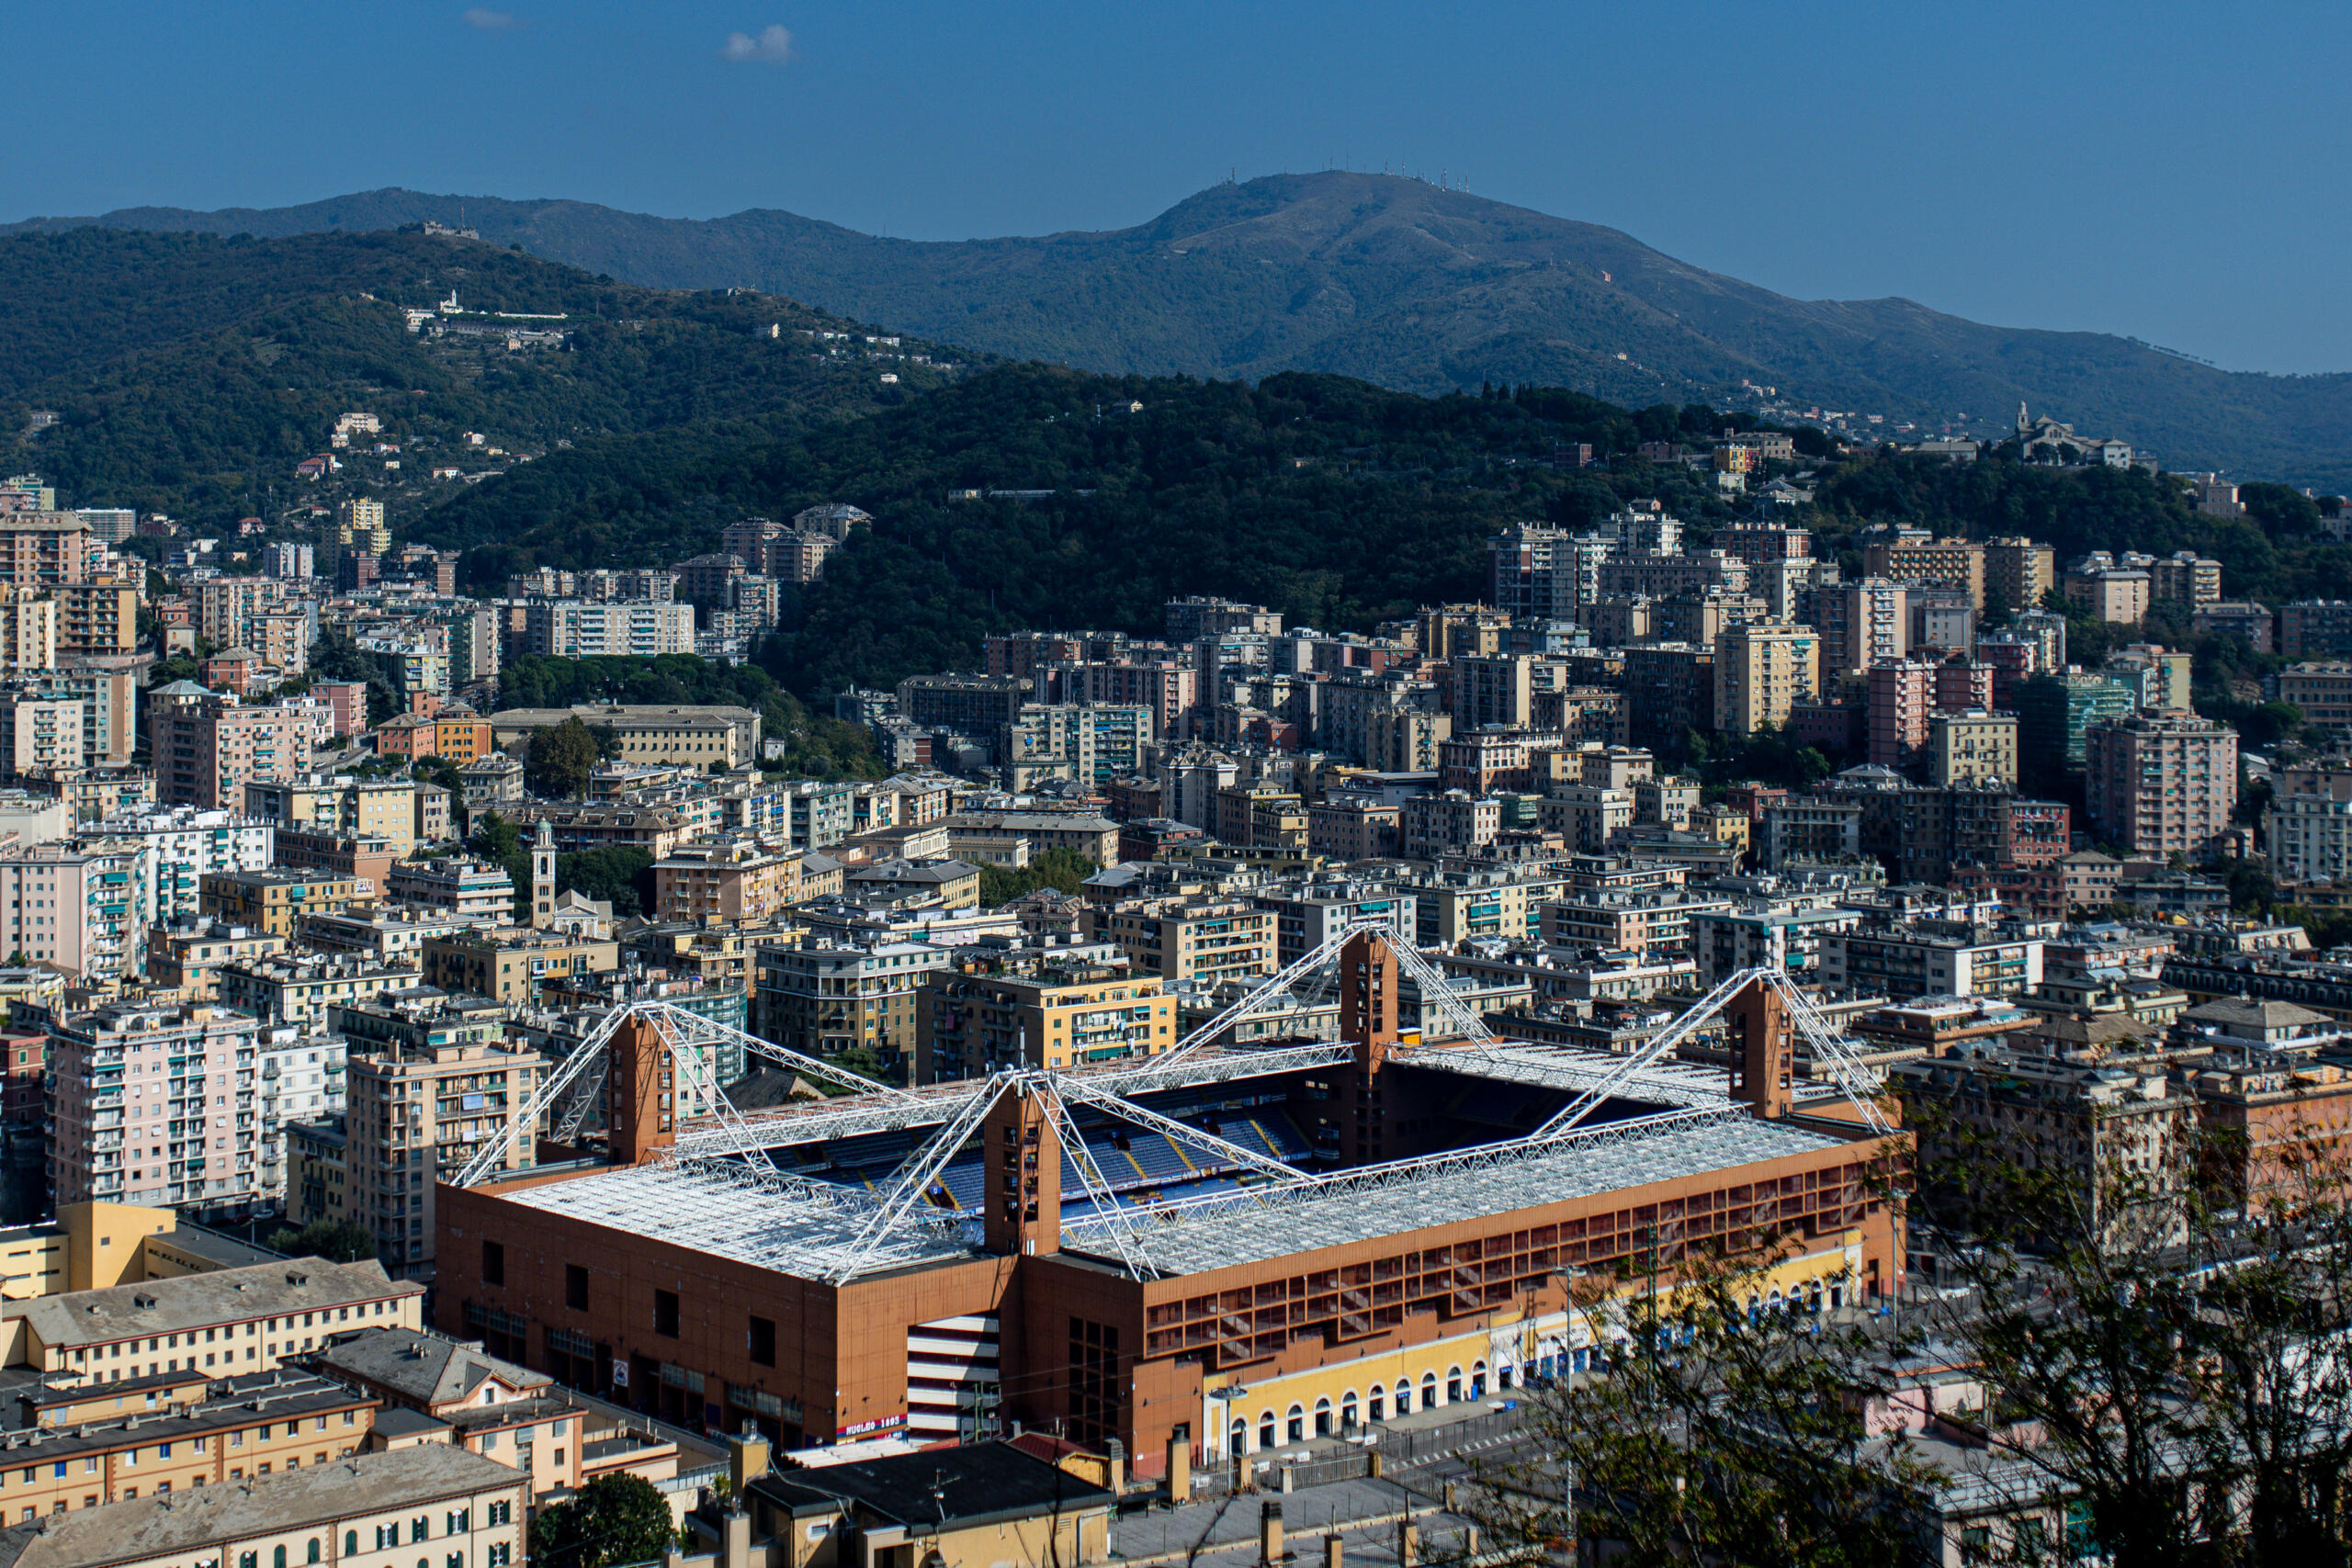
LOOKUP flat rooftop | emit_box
[496,1163,977,1281]
[1060,1109,1851,1275]
[1396,1039,1731,1109]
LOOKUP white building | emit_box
[524,599,696,659]
[257,1025,347,1200]
[83,805,276,923]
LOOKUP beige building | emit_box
[916,955,1178,1081]
[199,872,364,937]
[487,703,761,769]
[1929,710,2020,786]
[59,579,141,658]
[1983,537,2056,612]
[244,776,419,858]
[3,1256,423,1384]
[2064,565,2154,624]
[652,837,801,924]
[1713,621,1820,735]
[1865,535,1985,607]
[1086,897,1277,986]
[0,1442,524,1568]
[217,954,413,1030]
[420,928,618,1006]
[0,586,57,673]
[2084,710,2239,861]
[343,1041,547,1279]
[0,691,82,778]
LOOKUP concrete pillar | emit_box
[1166,1436,1192,1503]
[1397,1521,1419,1566]
[728,1432,770,1495]
[1260,1500,1284,1565]
[1322,1532,1342,1568]
[1280,1464,1295,1494]
[721,1511,751,1568]
[1107,1439,1125,1494]
[1366,1450,1383,1479]
[1463,1525,1479,1558]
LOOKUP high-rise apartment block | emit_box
[2150,551,2222,606]
[2083,711,2239,860]
[1984,537,2056,613]
[0,586,55,673]
[1816,579,1908,674]
[344,1040,547,1278]
[1864,534,1985,608]
[1929,711,2020,787]
[50,1001,261,1214]
[149,684,301,810]
[1713,622,1819,735]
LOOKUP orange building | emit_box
[651,837,802,925]
[374,711,494,764]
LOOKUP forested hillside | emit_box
[0,228,966,519]
[24,175,2352,487]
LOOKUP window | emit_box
[1368,1387,1385,1424]
[345,1533,358,1557]
[413,1517,431,1542]
[1286,1404,1304,1444]
[749,1315,775,1368]
[273,1549,287,1568]
[486,1501,513,1527]
[447,1509,469,1533]
[482,1241,504,1286]
[1257,1412,1274,1450]
[564,1265,588,1311]
[653,1290,679,1337]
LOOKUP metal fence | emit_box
[1188,1404,1532,1498]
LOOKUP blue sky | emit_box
[7,1,2348,373]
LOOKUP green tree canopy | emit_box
[525,717,600,799]
[264,1218,376,1264]
[526,1474,675,1568]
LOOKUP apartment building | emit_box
[1928,711,2020,787]
[2063,558,2154,624]
[0,585,56,673]
[85,805,275,922]
[914,950,1176,1081]
[0,840,153,981]
[486,703,761,769]
[244,775,420,857]
[1307,796,1402,861]
[2083,711,2240,861]
[1401,790,1501,859]
[652,836,801,924]
[2281,602,2352,660]
[148,687,301,812]
[752,941,950,1071]
[419,929,618,1007]
[1815,579,1907,673]
[343,1041,547,1277]
[1863,534,1985,607]
[49,1002,264,1215]
[0,689,82,777]
[383,856,515,919]
[1085,897,1277,986]
[218,954,412,1031]
[523,598,697,659]
[199,872,364,937]
[1820,921,2045,999]
[2150,551,2222,606]
[0,514,98,586]
[1713,621,1819,734]
[1983,537,2055,612]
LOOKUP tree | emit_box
[1482,1247,1942,1568]
[527,1474,676,1568]
[412,754,465,796]
[978,847,1097,908]
[525,717,600,799]
[264,1218,376,1264]
[558,847,655,917]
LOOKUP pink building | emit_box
[0,841,151,981]
[313,680,368,738]
[147,685,301,810]
[49,1001,262,1215]
[2083,712,2239,861]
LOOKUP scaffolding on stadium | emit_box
[455,923,1897,1283]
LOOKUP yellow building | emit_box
[1086,897,1276,986]
[1929,710,2021,787]
[0,584,57,673]
[1713,621,1821,736]
[1984,536,2056,612]
[244,776,420,858]
[198,871,364,937]
[421,927,619,1005]
[915,957,1177,1082]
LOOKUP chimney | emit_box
[1322,1533,1342,1568]
[1259,1499,1284,1565]
[728,1431,769,1494]
[1106,1438,1125,1494]
[1165,1435,1191,1503]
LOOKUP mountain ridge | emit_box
[14,172,2352,488]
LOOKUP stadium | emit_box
[435,926,1902,1473]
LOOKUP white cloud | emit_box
[462,7,520,28]
[720,24,793,64]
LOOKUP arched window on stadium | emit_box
[1395,1379,1413,1416]
[1421,1371,1440,1408]
[1314,1396,1333,1437]
[1341,1391,1359,1431]
[1368,1385,1385,1423]
[1470,1360,1487,1399]
[1230,1417,1247,1456]
[1286,1404,1306,1444]
[1259,1411,1276,1451]
[1445,1366,1463,1404]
